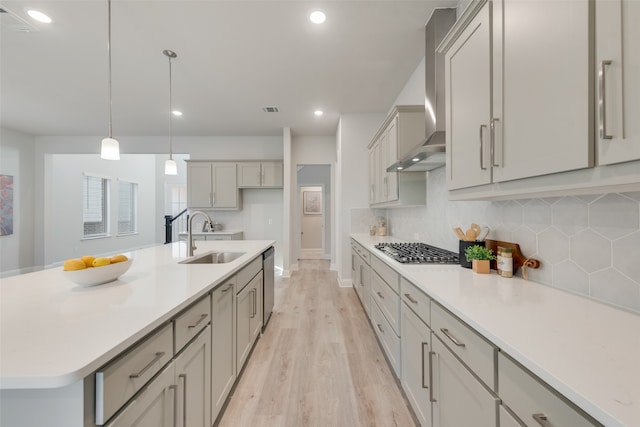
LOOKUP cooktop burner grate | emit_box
[375,242,459,264]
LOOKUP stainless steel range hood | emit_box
[387,8,456,173]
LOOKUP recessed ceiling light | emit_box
[27,9,52,23]
[309,10,326,24]
[314,110,324,116]
[397,166,404,170]
[172,110,183,116]
[412,158,420,162]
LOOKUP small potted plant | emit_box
[464,245,496,274]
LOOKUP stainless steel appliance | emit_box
[375,242,459,264]
[387,7,456,172]
[262,247,275,330]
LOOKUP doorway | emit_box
[296,165,331,261]
[299,186,324,258]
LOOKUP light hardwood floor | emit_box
[217,260,418,427]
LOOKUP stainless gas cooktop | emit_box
[375,242,459,264]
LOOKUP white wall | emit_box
[46,154,158,266]
[0,128,36,275]
[335,113,385,284]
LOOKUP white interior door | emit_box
[299,186,324,259]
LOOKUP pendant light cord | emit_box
[107,0,113,139]
[168,54,173,160]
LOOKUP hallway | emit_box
[217,260,418,427]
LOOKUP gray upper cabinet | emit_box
[237,162,283,188]
[442,0,593,191]
[186,161,240,210]
[596,0,640,165]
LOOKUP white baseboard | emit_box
[338,278,353,288]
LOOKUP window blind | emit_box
[83,176,108,236]
[118,181,138,234]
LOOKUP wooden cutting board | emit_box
[484,239,540,276]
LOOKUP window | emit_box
[118,181,138,235]
[83,175,109,237]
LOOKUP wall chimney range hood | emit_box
[388,8,456,172]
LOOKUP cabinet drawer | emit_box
[371,270,400,335]
[500,405,524,427]
[351,240,370,264]
[431,302,496,391]
[174,294,211,353]
[236,256,262,292]
[498,353,601,427]
[371,255,399,294]
[401,277,430,326]
[95,323,173,425]
[371,298,400,377]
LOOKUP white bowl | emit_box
[63,259,133,287]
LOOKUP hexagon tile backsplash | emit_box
[380,170,640,313]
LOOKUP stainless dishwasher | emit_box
[262,247,275,330]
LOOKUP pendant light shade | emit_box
[164,159,177,175]
[101,137,120,160]
[164,49,178,175]
[100,0,119,160]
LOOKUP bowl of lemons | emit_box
[63,254,132,286]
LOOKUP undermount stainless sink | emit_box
[180,251,245,264]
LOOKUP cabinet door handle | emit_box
[359,265,364,286]
[179,374,187,427]
[404,293,418,304]
[212,192,216,206]
[377,323,384,334]
[376,291,384,299]
[187,313,208,329]
[598,60,613,140]
[250,289,256,318]
[429,351,436,402]
[169,384,178,427]
[490,117,500,167]
[421,342,429,389]
[222,283,233,293]
[479,124,488,170]
[209,192,213,206]
[532,413,554,427]
[129,351,166,378]
[440,328,465,347]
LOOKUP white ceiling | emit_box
[0,0,455,138]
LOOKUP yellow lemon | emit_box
[92,257,112,268]
[81,255,96,268]
[63,259,86,271]
[110,254,128,264]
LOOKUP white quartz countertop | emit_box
[352,234,639,427]
[0,240,274,390]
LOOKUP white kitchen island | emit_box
[0,240,274,426]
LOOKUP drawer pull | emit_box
[421,342,428,389]
[428,351,436,402]
[533,413,554,427]
[376,291,384,299]
[129,351,166,379]
[169,384,178,427]
[440,328,465,347]
[404,293,418,304]
[377,323,384,334]
[221,283,233,293]
[187,313,208,329]
[179,374,187,427]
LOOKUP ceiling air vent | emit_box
[261,106,279,113]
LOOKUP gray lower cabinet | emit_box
[104,362,176,427]
[175,325,211,427]
[400,301,431,427]
[211,279,236,423]
[431,334,499,427]
[499,405,524,427]
[236,271,263,373]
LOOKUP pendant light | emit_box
[100,0,119,160]
[163,49,178,175]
